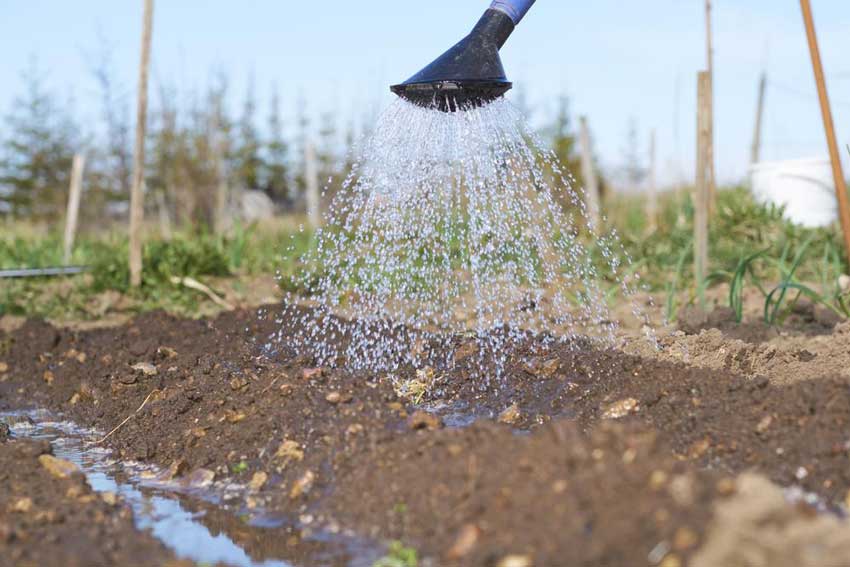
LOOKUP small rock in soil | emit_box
[275,440,305,466]
[249,471,268,492]
[42,370,54,385]
[602,398,639,419]
[325,391,342,404]
[0,423,10,443]
[0,361,8,373]
[131,362,158,376]
[407,410,443,431]
[302,367,324,380]
[497,555,533,567]
[289,470,316,499]
[186,468,215,488]
[229,376,249,391]
[498,403,522,425]
[10,497,33,513]
[38,454,80,479]
[446,523,480,559]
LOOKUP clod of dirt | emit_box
[692,474,850,567]
[38,454,80,479]
[407,410,443,431]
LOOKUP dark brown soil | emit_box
[0,437,182,567]
[2,303,850,566]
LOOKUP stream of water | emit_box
[273,98,652,382]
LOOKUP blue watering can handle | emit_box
[490,0,536,25]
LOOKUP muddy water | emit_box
[3,410,370,567]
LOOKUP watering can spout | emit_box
[391,0,537,112]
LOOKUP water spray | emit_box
[391,0,536,112]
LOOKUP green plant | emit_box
[373,542,418,567]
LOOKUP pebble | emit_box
[325,392,342,404]
[0,361,8,373]
[229,376,249,391]
[498,403,522,425]
[496,555,533,567]
[249,471,268,492]
[43,370,55,385]
[10,497,33,513]
[186,468,216,488]
[131,362,158,377]
[38,455,80,479]
[446,523,480,559]
[301,368,324,380]
[289,470,316,499]
[602,398,639,419]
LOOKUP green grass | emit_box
[3,187,848,326]
[606,186,848,323]
[0,220,309,319]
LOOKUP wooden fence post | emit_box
[578,116,602,234]
[129,0,154,287]
[63,153,86,264]
[705,0,717,212]
[305,141,321,231]
[799,0,850,266]
[695,72,711,307]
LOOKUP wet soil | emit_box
[2,303,850,566]
[0,435,183,567]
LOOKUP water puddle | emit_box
[2,410,379,567]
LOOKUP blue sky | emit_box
[1,0,848,187]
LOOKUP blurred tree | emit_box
[87,36,132,222]
[293,92,309,204]
[233,81,262,191]
[0,62,78,220]
[547,96,584,189]
[263,85,290,206]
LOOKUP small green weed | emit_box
[373,541,418,567]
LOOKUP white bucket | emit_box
[749,157,837,228]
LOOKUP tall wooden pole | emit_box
[578,116,602,234]
[129,0,154,287]
[695,72,711,307]
[705,0,717,211]
[63,153,86,264]
[647,129,658,232]
[750,72,767,165]
[800,0,850,266]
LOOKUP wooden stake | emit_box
[63,153,86,264]
[647,129,658,232]
[578,116,601,234]
[695,72,711,307]
[705,0,717,211]
[750,72,767,165]
[129,0,154,287]
[305,141,321,230]
[799,0,850,266]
